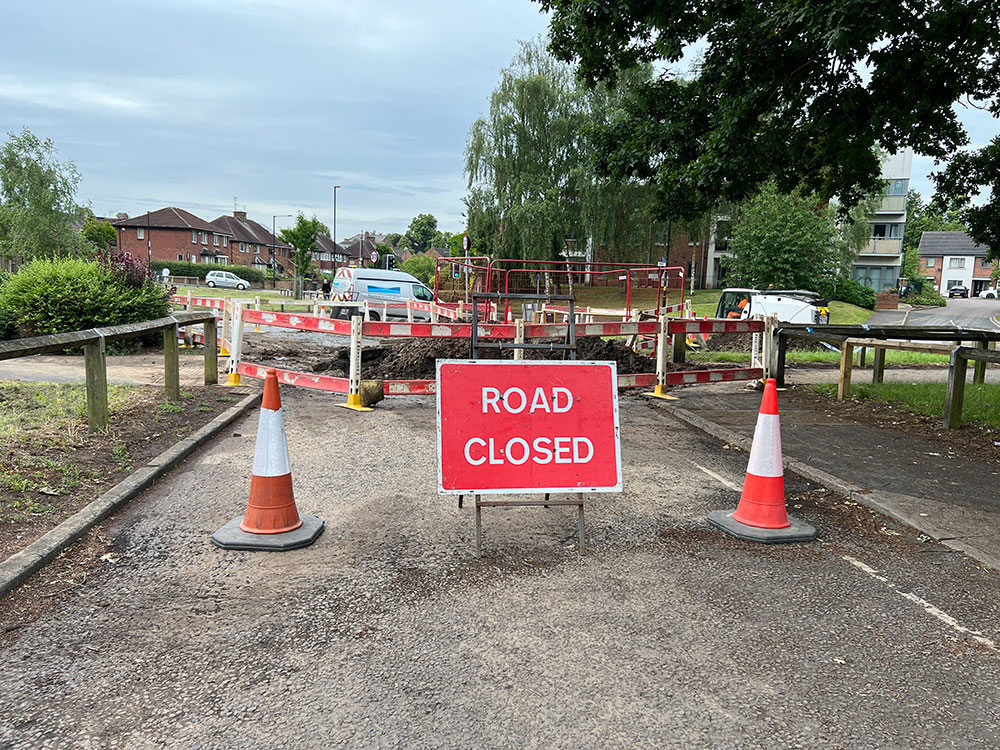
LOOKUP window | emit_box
[871,224,886,238]
[887,178,908,196]
[223,236,228,247]
[176,254,183,261]
[926,257,936,268]
[191,231,197,243]
[200,232,208,243]
[981,258,992,269]
[946,279,964,289]
[137,227,144,239]
[948,257,966,269]
[239,243,245,253]
[254,244,260,254]
[213,235,220,246]
[413,285,433,301]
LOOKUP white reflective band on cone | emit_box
[746,413,783,478]
[252,407,291,477]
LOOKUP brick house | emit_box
[113,207,233,265]
[314,234,350,273]
[918,231,995,296]
[210,211,292,273]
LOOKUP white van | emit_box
[330,268,435,321]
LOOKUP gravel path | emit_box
[1,391,999,748]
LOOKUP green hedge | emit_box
[150,260,272,284]
[0,257,170,344]
[832,277,876,310]
[908,290,947,307]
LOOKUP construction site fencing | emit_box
[227,304,763,399]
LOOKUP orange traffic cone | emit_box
[707,378,816,543]
[212,368,324,551]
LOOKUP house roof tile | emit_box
[113,207,228,235]
[917,231,988,257]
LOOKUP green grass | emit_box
[813,382,1000,431]
[691,349,950,365]
[0,382,135,440]
[828,300,874,325]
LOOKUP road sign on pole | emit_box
[462,234,471,253]
[369,249,379,265]
[436,360,622,494]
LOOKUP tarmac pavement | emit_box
[1,389,999,748]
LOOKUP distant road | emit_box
[868,297,1000,330]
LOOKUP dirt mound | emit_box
[699,331,826,353]
[245,331,738,380]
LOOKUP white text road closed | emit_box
[436,360,622,494]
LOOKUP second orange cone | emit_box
[212,368,324,551]
[707,379,816,544]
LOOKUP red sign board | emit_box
[437,360,622,494]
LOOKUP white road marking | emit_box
[694,463,742,491]
[843,555,998,654]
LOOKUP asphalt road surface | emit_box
[1,390,998,748]
[908,296,1000,330]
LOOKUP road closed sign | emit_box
[436,360,622,494]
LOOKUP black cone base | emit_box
[707,509,817,544]
[212,513,324,551]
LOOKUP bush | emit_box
[0,255,170,342]
[831,277,876,310]
[150,260,272,284]
[908,289,947,307]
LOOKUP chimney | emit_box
[234,210,247,221]
[116,212,129,220]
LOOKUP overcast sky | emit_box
[1,1,996,241]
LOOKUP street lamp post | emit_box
[333,185,341,266]
[272,213,293,290]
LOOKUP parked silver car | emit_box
[205,270,249,290]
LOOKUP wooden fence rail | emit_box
[0,311,218,431]
[770,324,1000,430]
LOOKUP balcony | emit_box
[861,238,903,255]
[876,195,907,213]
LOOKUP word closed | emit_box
[437,360,622,494]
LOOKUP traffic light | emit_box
[453,264,461,279]
[386,254,395,270]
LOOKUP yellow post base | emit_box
[254,325,261,333]
[336,393,373,412]
[224,372,242,386]
[179,343,194,349]
[643,384,679,401]
[219,346,230,356]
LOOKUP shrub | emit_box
[831,277,876,309]
[0,255,170,342]
[150,260,272,284]
[908,289,947,307]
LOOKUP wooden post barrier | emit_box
[513,318,525,360]
[837,341,854,400]
[336,314,371,412]
[84,336,109,431]
[973,340,988,385]
[204,317,218,385]
[872,347,886,384]
[944,347,968,430]
[164,323,181,402]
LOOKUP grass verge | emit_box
[691,349,950,366]
[812,382,1000,431]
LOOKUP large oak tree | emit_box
[540,0,1000,257]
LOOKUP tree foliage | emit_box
[279,213,329,294]
[541,0,1000,256]
[406,213,438,251]
[0,128,86,259]
[400,254,436,285]
[81,214,117,251]
[721,181,839,293]
[465,39,669,263]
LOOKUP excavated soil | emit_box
[242,335,741,381]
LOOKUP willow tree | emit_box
[464,40,666,263]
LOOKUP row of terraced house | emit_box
[111,206,377,275]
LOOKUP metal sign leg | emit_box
[577,494,585,554]
[475,496,482,558]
